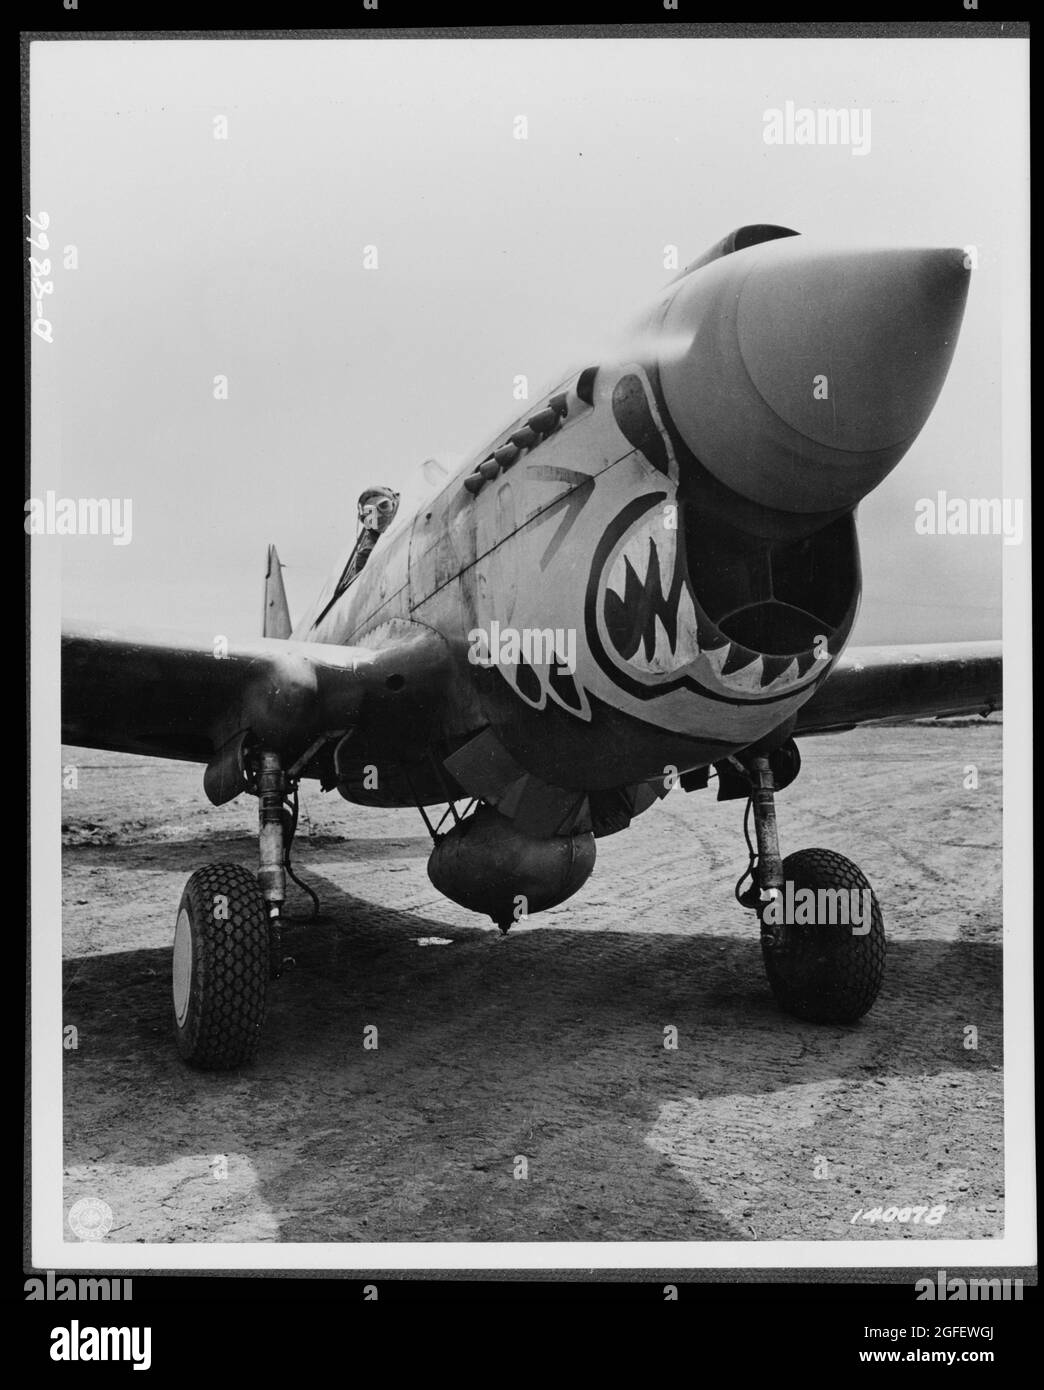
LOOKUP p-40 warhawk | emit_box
[62,225,1001,1069]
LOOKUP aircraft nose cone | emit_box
[738,247,970,452]
[658,243,970,513]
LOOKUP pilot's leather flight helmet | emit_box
[357,486,400,534]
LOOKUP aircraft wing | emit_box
[61,622,451,797]
[794,641,1002,734]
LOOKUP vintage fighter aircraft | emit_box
[61,224,1002,1069]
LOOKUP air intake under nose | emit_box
[657,242,971,514]
[719,600,827,657]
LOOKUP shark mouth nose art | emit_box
[594,492,859,704]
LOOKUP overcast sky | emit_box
[32,36,1026,643]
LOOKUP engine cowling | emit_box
[426,804,596,929]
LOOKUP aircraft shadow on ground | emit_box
[61,862,1002,1244]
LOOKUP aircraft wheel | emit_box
[172,863,269,1069]
[760,848,885,1024]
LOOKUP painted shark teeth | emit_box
[605,529,672,606]
[604,522,704,675]
[704,641,763,688]
[700,642,806,693]
[600,503,818,695]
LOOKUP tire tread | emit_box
[174,863,269,1069]
[760,847,886,1024]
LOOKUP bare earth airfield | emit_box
[61,719,1002,1244]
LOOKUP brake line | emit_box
[734,794,758,906]
[282,784,320,921]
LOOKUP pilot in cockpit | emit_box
[314,486,402,625]
[343,486,400,587]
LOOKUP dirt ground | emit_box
[59,721,1003,1244]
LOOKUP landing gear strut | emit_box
[171,749,290,1069]
[257,750,287,981]
[737,754,886,1024]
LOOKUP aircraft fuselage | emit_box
[294,230,970,807]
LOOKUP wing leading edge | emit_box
[794,641,1002,734]
[61,622,451,785]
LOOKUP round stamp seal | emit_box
[68,1197,113,1241]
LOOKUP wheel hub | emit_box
[172,907,193,1026]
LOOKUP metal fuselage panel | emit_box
[294,355,850,795]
